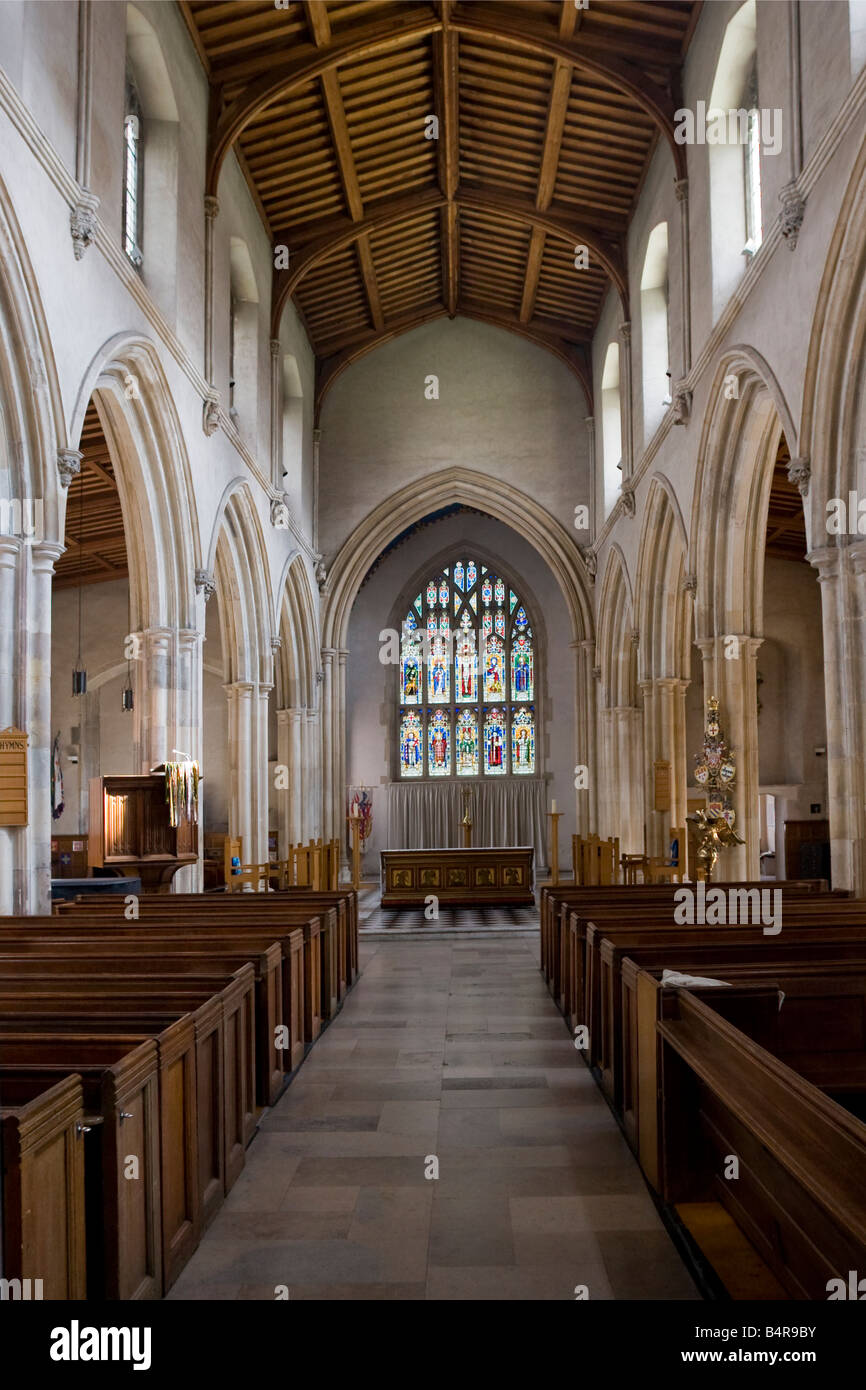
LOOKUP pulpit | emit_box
[88,773,199,891]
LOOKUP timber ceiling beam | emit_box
[432,0,459,317]
[207,7,687,196]
[304,0,383,336]
[272,187,627,333]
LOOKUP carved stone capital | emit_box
[270,494,291,529]
[70,190,100,261]
[57,448,82,487]
[195,568,216,601]
[204,195,220,222]
[681,572,698,596]
[202,393,220,437]
[620,483,636,517]
[672,385,692,426]
[270,338,281,359]
[674,177,689,203]
[618,320,631,344]
[592,666,602,682]
[579,546,597,581]
[313,428,322,445]
[270,634,283,652]
[778,181,806,250]
[314,555,328,591]
[787,454,811,498]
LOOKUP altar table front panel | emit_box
[380,847,534,908]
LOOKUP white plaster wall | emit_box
[345,511,576,864]
[318,317,590,562]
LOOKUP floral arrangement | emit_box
[164,759,200,828]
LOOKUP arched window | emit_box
[122,70,143,267]
[708,0,761,319]
[398,559,536,779]
[282,354,304,485]
[228,237,260,435]
[601,342,622,518]
[640,222,670,440]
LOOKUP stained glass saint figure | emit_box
[456,709,478,775]
[484,707,506,775]
[428,709,450,775]
[511,708,535,773]
[400,712,423,777]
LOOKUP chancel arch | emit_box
[321,467,595,853]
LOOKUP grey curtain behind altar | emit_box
[386,778,548,869]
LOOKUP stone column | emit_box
[810,545,862,891]
[270,339,282,488]
[254,683,272,866]
[225,680,254,860]
[0,541,63,914]
[613,704,644,855]
[574,638,597,835]
[275,708,291,858]
[618,320,633,479]
[321,649,335,840]
[336,650,349,870]
[204,196,220,386]
[674,178,691,376]
[696,634,762,880]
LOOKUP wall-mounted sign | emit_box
[653,759,671,813]
[0,726,28,826]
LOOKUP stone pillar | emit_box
[674,178,691,376]
[618,319,633,479]
[254,683,272,866]
[203,196,219,386]
[270,339,282,488]
[574,638,597,835]
[225,680,254,860]
[321,649,335,840]
[0,540,64,914]
[696,634,762,880]
[275,708,291,857]
[810,545,862,891]
[613,704,644,855]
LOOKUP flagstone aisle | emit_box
[169,934,700,1301]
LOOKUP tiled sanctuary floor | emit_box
[169,933,701,1301]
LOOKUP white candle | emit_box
[551,799,558,814]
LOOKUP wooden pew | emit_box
[13,912,314,1064]
[592,922,866,1106]
[0,938,285,1109]
[1,1073,87,1299]
[0,1037,163,1298]
[657,989,866,1299]
[625,959,866,1188]
[0,970,256,1193]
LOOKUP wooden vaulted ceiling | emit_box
[765,434,807,564]
[54,403,129,590]
[181,0,700,411]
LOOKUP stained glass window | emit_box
[400,711,423,776]
[511,708,535,774]
[456,709,478,776]
[397,558,538,778]
[484,707,507,775]
[428,709,451,776]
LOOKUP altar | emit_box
[380,846,535,908]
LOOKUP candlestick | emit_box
[551,798,557,814]
[547,809,562,886]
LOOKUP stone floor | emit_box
[169,933,701,1301]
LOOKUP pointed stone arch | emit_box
[596,545,642,853]
[689,350,798,879]
[0,173,68,911]
[799,136,866,891]
[318,467,595,844]
[208,483,275,864]
[636,476,692,852]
